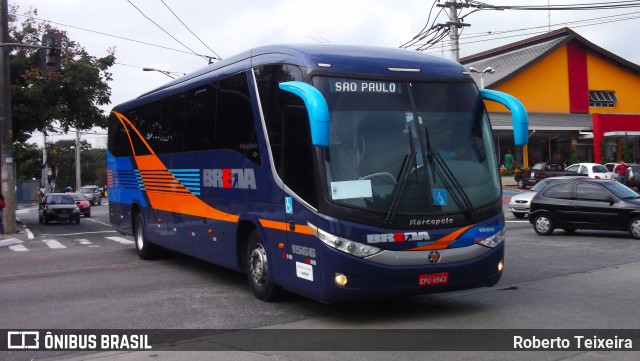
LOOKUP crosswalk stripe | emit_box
[9,244,28,252]
[105,236,135,245]
[3,235,135,253]
[74,238,100,248]
[43,239,67,249]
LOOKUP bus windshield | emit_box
[313,77,500,216]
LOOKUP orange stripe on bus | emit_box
[408,225,473,251]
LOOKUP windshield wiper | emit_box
[385,151,416,225]
[429,151,477,220]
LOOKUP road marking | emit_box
[74,238,99,248]
[106,236,135,245]
[9,244,28,252]
[43,239,66,249]
[44,230,118,237]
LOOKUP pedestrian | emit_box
[0,192,5,235]
[36,186,45,203]
[504,150,514,171]
[615,160,629,184]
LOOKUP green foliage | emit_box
[14,142,43,181]
[570,148,579,165]
[623,133,633,163]
[600,139,607,164]
[8,6,116,143]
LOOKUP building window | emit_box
[589,90,617,108]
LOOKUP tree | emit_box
[46,139,90,191]
[8,6,115,143]
[14,142,42,181]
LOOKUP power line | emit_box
[125,0,209,62]
[422,13,640,57]
[402,0,640,56]
[15,13,213,59]
[445,12,640,49]
[160,0,221,61]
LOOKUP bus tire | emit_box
[245,229,281,301]
[134,212,160,260]
[628,217,640,239]
[533,214,554,236]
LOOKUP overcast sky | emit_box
[12,0,640,144]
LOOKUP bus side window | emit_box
[215,72,261,164]
[282,105,317,206]
[185,84,217,152]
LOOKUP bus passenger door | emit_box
[281,105,321,292]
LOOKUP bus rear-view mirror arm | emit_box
[480,89,529,146]
[279,81,330,147]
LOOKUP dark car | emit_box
[528,178,640,239]
[69,192,91,217]
[39,193,81,224]
[80,185,102,206]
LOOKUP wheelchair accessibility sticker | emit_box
[285,197,293,214]
[433,189,447,206]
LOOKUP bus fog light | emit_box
[335,273,348,287]
[498,261,504,272]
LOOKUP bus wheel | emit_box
[245,229,281,301]
[134,213,160,260]
[628,217,640,239]
[533,214,554,236]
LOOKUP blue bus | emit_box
[107,44,527,302]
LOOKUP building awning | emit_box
[604,131,640,137]
[490,112,592,131]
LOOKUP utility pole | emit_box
[436,0,470,62]
[448,0,461,62]
[0,0,17,233]
[75,129,80,191]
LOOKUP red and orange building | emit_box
[461,27,640,167]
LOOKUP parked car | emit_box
[80,185,103,206]
[69,192,91,217]
[508,176,576,218]
[528,178,640,239]
[39,193,81,225]
[513,162,585,189]
[564,162,613,180]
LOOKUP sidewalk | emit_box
[0,207,32,247]
[501,175,517,187]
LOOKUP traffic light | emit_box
[41,33,62,71]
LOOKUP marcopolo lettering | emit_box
[203,168,256,189]
[366,231,430,243]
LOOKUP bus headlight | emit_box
[308,223,382,258]
[476,227,505,248]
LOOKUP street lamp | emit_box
[468,66,495,89]
[142,67,185,79]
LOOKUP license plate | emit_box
[58,213,69,218]
[418,272,449,286]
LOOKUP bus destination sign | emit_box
[331,79,400,94]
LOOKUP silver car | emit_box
[508,176,577,218]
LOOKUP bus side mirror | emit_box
[480,89,528,146]
[279,81,330,147]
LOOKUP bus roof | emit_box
[114,44,471,111]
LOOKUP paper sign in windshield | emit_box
[330,180,373,200]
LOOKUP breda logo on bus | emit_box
[203,168,256,189]
[366,231,430,244]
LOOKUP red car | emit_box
[69,193,91,217]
